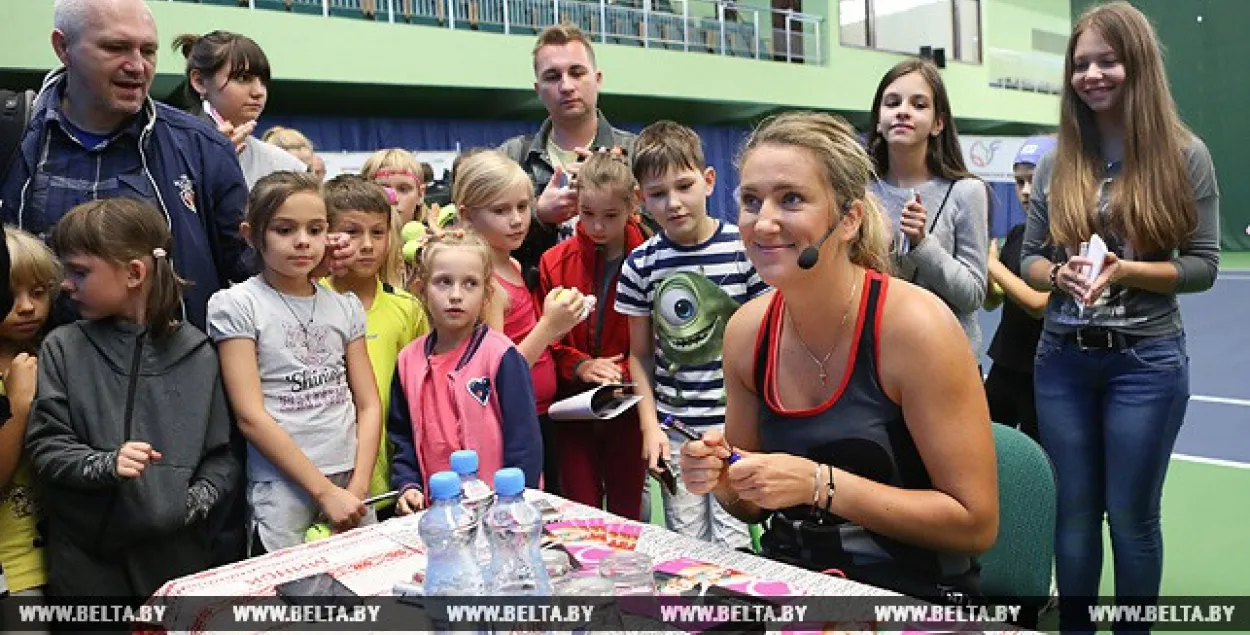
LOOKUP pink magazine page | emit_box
[653,557,801,597]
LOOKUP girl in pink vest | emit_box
[450,150,587,496]
[388,230,543,514]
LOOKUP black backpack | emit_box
[0,89,33,181]
[0,88,33,319]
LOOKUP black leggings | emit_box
[983,364,1039,443]
[539,414,561,495]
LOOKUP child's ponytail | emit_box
[145,245,192,338]
[576,150,637,207]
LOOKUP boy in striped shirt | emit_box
[615,121,769,549]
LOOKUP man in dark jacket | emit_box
[0,0,255,572]
[499,23,637,286]
[0,0,251,331]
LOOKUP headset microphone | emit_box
[797,225,837,270]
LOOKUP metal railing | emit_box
[185,0,824,64]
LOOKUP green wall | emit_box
[0,1,1064,131]
[1072,0,1248,250]
[985,0,1070,55]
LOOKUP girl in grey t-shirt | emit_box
[207,172,382,554]
[865,58,990,354]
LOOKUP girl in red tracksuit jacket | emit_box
[536,152,649,520]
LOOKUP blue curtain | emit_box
[257,115,752,223]
[258,114,1028,236]
[989,181,1025,238]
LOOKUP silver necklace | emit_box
[267,278,318,336]
[787,272,859,386]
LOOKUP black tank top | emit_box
[753,270,978,601]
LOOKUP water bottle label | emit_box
[463,480,493,505]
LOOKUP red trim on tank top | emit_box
[763,269,874,417]
[751,291,776,392]
[872,273,890,388]
[760,292,783,396]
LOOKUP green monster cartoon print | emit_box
[652,272,740,406]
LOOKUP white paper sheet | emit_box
[1085,233,1108,284]
[547,383,641,421]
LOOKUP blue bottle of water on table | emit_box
[418,471,485,596]
[483,467,551,595]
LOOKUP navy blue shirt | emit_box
[18,103,150,241]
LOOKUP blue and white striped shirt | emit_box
[615,221,770,429]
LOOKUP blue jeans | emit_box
[1034,331,1189,634]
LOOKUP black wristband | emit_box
[1048,262,1062,290]
[823,466,835,516]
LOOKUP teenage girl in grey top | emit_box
[866,58,989,354]
[1020,3,1218,631]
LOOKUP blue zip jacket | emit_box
[0,69,253,330]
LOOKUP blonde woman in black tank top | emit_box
[678,112,998,602]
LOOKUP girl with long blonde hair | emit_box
[1020,2,1219,629]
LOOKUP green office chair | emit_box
[980,422,1057,627]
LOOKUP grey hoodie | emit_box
[25,320,237,555]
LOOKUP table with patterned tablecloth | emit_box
[143,492,1034,634]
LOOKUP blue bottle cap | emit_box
[450,450,479,475]
[428,471,462,501]
[494,467,525,497]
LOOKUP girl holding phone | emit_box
[865,59,990,355]
[174,31,309,189]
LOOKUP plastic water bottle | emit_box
[418,471,485,596]
[450,450,494,565]
[450,450,495,521]
[483,468,551,595]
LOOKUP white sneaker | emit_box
[1042,575,1060,615]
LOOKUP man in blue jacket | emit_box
[0,0,251,331]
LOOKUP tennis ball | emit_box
[992,282,1004,296]
[401,221,425,243]
[437,205,458,228]
[403,240,421,263]
[304,522,332,543]
[555,288,570,303]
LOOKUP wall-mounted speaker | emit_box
[918,46,947,69]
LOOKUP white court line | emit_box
[1172,396,1250,470]
[1172,453,1250,470]
[1191,394,1250,408]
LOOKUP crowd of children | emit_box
[0,119,761,607]
[0,6,1221,629]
